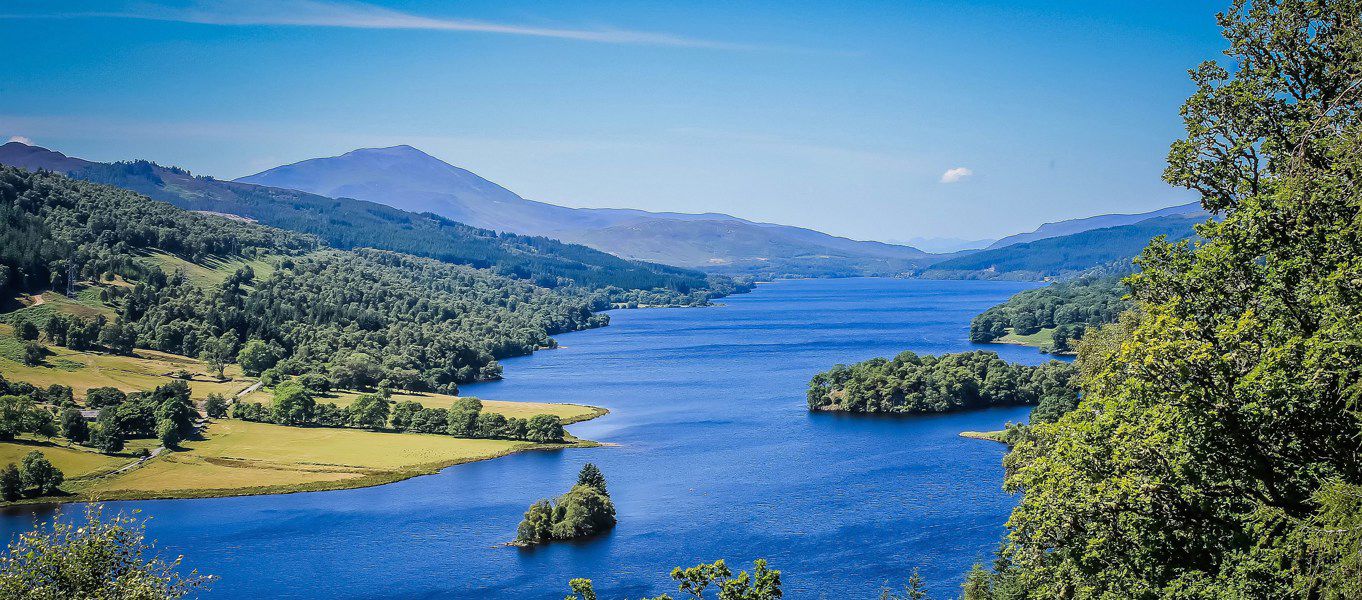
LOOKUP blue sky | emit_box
[1,0,1227,241]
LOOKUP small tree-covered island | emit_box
[514,463,617,546]
[807,350,1078,419]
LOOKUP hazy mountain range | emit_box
[985,201,1204,249]
[893,237,997,253]
[0,140,1206,281]
[922,213,1207,280]
[236,146,936,277]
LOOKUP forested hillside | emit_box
[0,166,607,392]
[920,214,1203,280]
[984,201,1203,250]
[0,143,744,306]
[970,2,1362,597]
[970,275,1128,352]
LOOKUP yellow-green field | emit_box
[959,430,1010,443]
[995,327,1057,349]
[303,389,605,423]
[991,327,1081,356]
[0,439,134,479]
[0,325,255,401]
[0,274,607,503]
[77,419,578,501]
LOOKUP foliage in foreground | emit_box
[566,558,782,600]
[0,505,211,599]
[971,1,1362,597]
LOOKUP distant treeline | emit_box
[231,387,566,443]
[807,350,1078,420]
[970,275,1129,352]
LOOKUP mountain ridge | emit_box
[236,145,936,276]
[987,201,1205,249]
[0,141,739,302]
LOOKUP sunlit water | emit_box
[0,278,1059,598]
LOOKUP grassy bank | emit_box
[985,327,1076,356]
[959,430,1010,443]
[0,323,608,504]
[66,418,602,502]
[6,410,606,504]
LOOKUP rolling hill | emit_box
[986,201,1204,249]
[0,141,739,303]
[236,146,936,276]
[921,214,1205,280]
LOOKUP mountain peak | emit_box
[235,144,526,220]
[340,144,439,161]
[0,141,92,172]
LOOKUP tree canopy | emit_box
[807,350,1077,415]
[516,463,617,546]
[977,2,1362,597]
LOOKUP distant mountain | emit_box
[921,214,1205,280]
[0,142,93,172]
[0,141,736,301]
[237,146,935,276]
[986,201,1205,250]
[894,236,996,254]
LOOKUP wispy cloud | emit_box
[7,136,33,145]
[14,0,758,50]
[939,166,973,183]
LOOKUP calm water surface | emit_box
[1,278,1057,599]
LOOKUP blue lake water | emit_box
[1,278,1057,598]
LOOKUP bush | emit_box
[270,381,314,425]
[203,393,228,418]
[89,421,124,454]
[85,386,127,408]
[0,464,20,501]
[0,505,213,597]
[60,408,88,444]
[16,321,38,341]
[21,341,44,367]
[525,414,565,443]
[346,393,389,430]
[157,419,181,449]
[19,451,63,496]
